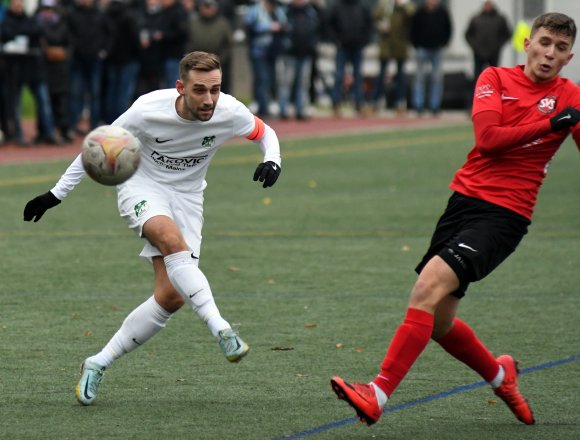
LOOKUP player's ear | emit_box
[523,37,531,52]
[176,79,185,95]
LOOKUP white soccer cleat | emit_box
[218,328,249,362]
[75,359,106,405]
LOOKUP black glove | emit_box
[550,106,580,131]
[253,161,281,188]
[23,191,61,222]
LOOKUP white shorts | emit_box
[117,176,204,263]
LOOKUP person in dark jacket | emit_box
[326,0,372,117]
[135,0,164,96]
[0,0,60,144]
[410,0,452,115]
[244,0,288,118]
[66,0,111,132]
[103,0,141,123]
[277,0,319,120]
[36,0,72,142]
[370,0,414,115]
[158,0,188,88]
[185,0,232,93]
[465,1,512,81]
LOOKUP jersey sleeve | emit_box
[471,67,503,117]
[245,115,266,141]
[50,154,86,200]
[230,98,258,138]
[256,123,281,166]
[230,99,282,166]
[471,67,552,156]
[473,111,552,157]
[112,99,145,139]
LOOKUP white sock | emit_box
[164,251,230,338]
[370,382,388,408]
[490,365,505,389]
[89,296,172,368]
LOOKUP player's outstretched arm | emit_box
[247,118,281,188]
[23,154,86,222]
[23,191,61,222]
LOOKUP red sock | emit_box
[372,308,434,397]
[435,318,499,382]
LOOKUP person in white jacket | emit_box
[23,51,282,406]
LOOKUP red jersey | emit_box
[450,65,580,219]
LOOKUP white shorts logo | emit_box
[134,200,149,217]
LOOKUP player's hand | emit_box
[23,191,61,222]
[253,161,281,188]
[550,106,580,131]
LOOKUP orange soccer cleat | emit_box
[330,376,383,426]
[494,355,535,425]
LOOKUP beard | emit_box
[195,105,215,121]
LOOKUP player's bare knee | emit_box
[154,289,184,313]
[408,278,449,313]
[143,217,188,255]
[156,234,188,256]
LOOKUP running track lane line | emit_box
[274,353,580,440]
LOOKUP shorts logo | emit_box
[447,248,468,270]
[202,136,216,148]
[134,200,149,217]
[537,96,557,114]
[458,243,478,253]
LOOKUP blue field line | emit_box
[275,353,580,440]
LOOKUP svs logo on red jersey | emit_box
[537,96,557,114]
[475,84,494,99]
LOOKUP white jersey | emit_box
[51,89,281,198]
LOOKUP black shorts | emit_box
[415,192,531,298]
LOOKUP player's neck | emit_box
[176,96,194,121]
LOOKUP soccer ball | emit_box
[81,125,141,186]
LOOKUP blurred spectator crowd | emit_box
[0,0,512,146]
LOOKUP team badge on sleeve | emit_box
[475,84,494,100]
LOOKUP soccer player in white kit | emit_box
[23,52,282,405]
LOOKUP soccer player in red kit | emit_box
[331,12,580,426]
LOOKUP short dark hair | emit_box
[179,51,221,81]
[531,12,577,44]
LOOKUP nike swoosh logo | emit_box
[501,94,519,101]
[132,338,142,346]
[155,137,172,143]
[458,243,478,252]
[83,378,92,400]
[558,114,572,121]
[272,164,278,171]
[189,288,203,298]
